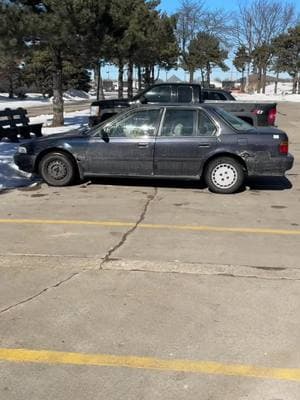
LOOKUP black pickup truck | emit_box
[89,83,277,128]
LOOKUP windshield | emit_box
[214,107,253,131]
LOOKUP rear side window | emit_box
[207,92,226,101]
[178,86,193,102]
[161,109,196,137]
[198,110,217,136]
[215,108,253,131]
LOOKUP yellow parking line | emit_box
[0,218,299,236]
[0,348,299,382]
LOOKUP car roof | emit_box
[131,103,218,111]
[148,82,199,87]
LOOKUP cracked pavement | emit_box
[0,103,300,400]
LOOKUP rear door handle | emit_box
[138,142,148,148]
[198,143,211,148]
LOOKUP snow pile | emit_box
[265,82,293,96]
[30,109,89,135]
[0,93,49,110]
[0,142,39,190]
[63,89,91,101]
[234,82,300,102]
[0,109,89,191]
[0,89,93,110]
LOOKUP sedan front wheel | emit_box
[205,157,245,194]
[39,152,76,186]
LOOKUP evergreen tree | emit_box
[272,26,300,94]
[0,3,27,98]
[13,0,110,126]
[251,44,273,93]
[186,32,228,86]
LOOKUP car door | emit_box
[153,108,218,177]
[86,108,161,176]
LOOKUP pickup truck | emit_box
[89,83,277,128]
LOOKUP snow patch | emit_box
[0,109,89,190]
[234,82,300,102]
[0,89,93,110]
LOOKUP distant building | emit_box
[167,75,183,83]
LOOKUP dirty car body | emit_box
[14,104,294,194]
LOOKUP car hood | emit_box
[33,128,89,143]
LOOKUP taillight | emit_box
[90,106,99,116]
[268,108,277,125]
[279,140,288,154]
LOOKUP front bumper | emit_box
[247,153,294,176]
[14,153,37,173]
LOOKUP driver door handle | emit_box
[138,142,149,148]
[198,143,211,148]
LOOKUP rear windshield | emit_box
[214,108,253,131]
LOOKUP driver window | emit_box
[103,109,160,138]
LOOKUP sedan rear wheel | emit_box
[39,152,76,186]
[205,157,245,194]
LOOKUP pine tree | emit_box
[272,26,300,94]
[13,0,111,126]
[233,46,250,92]
[186,32,228,87]
[0,3,27,98]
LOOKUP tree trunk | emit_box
[297,71,300,95]
[257,67,262,93]
[127,60,133,99]
[200,69,205,86]
[144,66,151,88]
[96,61,105,101]
[189,69,194,83]
[262,68,267,94]
[245,62,251,93]
[118,59,124,99]
[292,76,297,94]
[8,76,14,99]
[52,49,64,127]
[274,71,279,95]
[241,69,245,92]
[137,65,142,91]
[151,65,155,84]
[206,63,211,87]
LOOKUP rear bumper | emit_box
[247,153,294,176]
[14,153,36,173]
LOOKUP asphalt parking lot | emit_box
[0,102,299,399]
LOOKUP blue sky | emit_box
[159,0,240,14]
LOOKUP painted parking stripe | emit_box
[0,348,300,382]
[0,218,299,236]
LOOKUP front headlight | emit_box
[18,146,28,154]
[90,106,99,116]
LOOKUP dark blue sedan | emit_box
[14,105,294,194]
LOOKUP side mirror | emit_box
[139,95,148,104]
[101,130,110,143]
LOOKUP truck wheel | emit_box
[39,152,76,187]
[205,157,245,194]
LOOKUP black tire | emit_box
[205,157,245,194]
[39,152,76,187]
